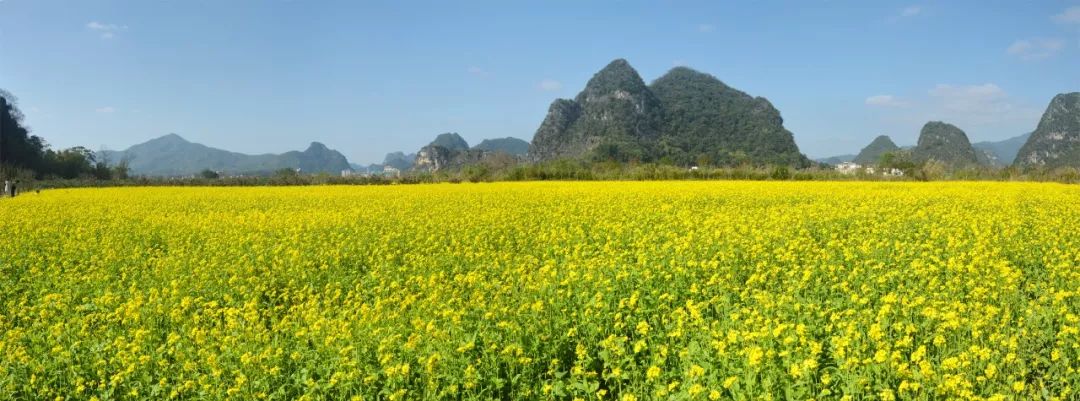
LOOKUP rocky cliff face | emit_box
[413,145,456,172]
[413,146,494,172]
[529,59,664,162]
[1015,93,1080,168]
[853,135,900,165]
[912,122,979,167]
[529,99,583,161]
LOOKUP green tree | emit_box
[200,169,221,179]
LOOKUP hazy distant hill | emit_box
[382,151,417,170]
[529,59,809,167]
[99,134,351,176]
[972,133,1030,166]
[473,137,529,156]
[1015,92,1080,168]
[814,154,855,165]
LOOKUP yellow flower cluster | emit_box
[1,182,1078,400]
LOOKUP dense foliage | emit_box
[428,133,470,152]
[1015,93,1080,169]
[650,68,809,167]
[529,60,809,167]
[2,182,1079,400]
[1,90,127,180]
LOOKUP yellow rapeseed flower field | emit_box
[1,182,1078,400]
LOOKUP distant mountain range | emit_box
[95,90,1080,177]
[972,133,1030,167]
[853,135,900,165]
[99,134,351,176]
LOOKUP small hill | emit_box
[99,134,352,176]
[911,122,979,167]
[1015,93,1080,168]
[473,137,529,156]
[852,135,900,165]
[429,133,470,152]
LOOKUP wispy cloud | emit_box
[697,24,715,33]
[86,21,127,39]
[1006,38,1065,60]
[466,66,486,76]
[900,6,922,17]
[95,106,116,113]
[865,95,908,107]
[929,84,1005,111]
[1053,6,1080,24]
[537,79,563,92]
[925,83,1038,125]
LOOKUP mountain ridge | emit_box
[99,134,352,176]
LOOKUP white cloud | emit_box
[86,21,127,39]
[925,83,1039,126]
[1006,38,1065,60]
[95,106,116,113]
[697,24,715,33]
[865,95,907,107]
[900,6,922,17]
[537,79,563,92]
[466,66,485,75]
[672,59,687,67]
[1053,6,1080,24]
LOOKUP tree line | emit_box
[1,89,130,181]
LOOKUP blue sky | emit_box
[1,1,1078,164]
